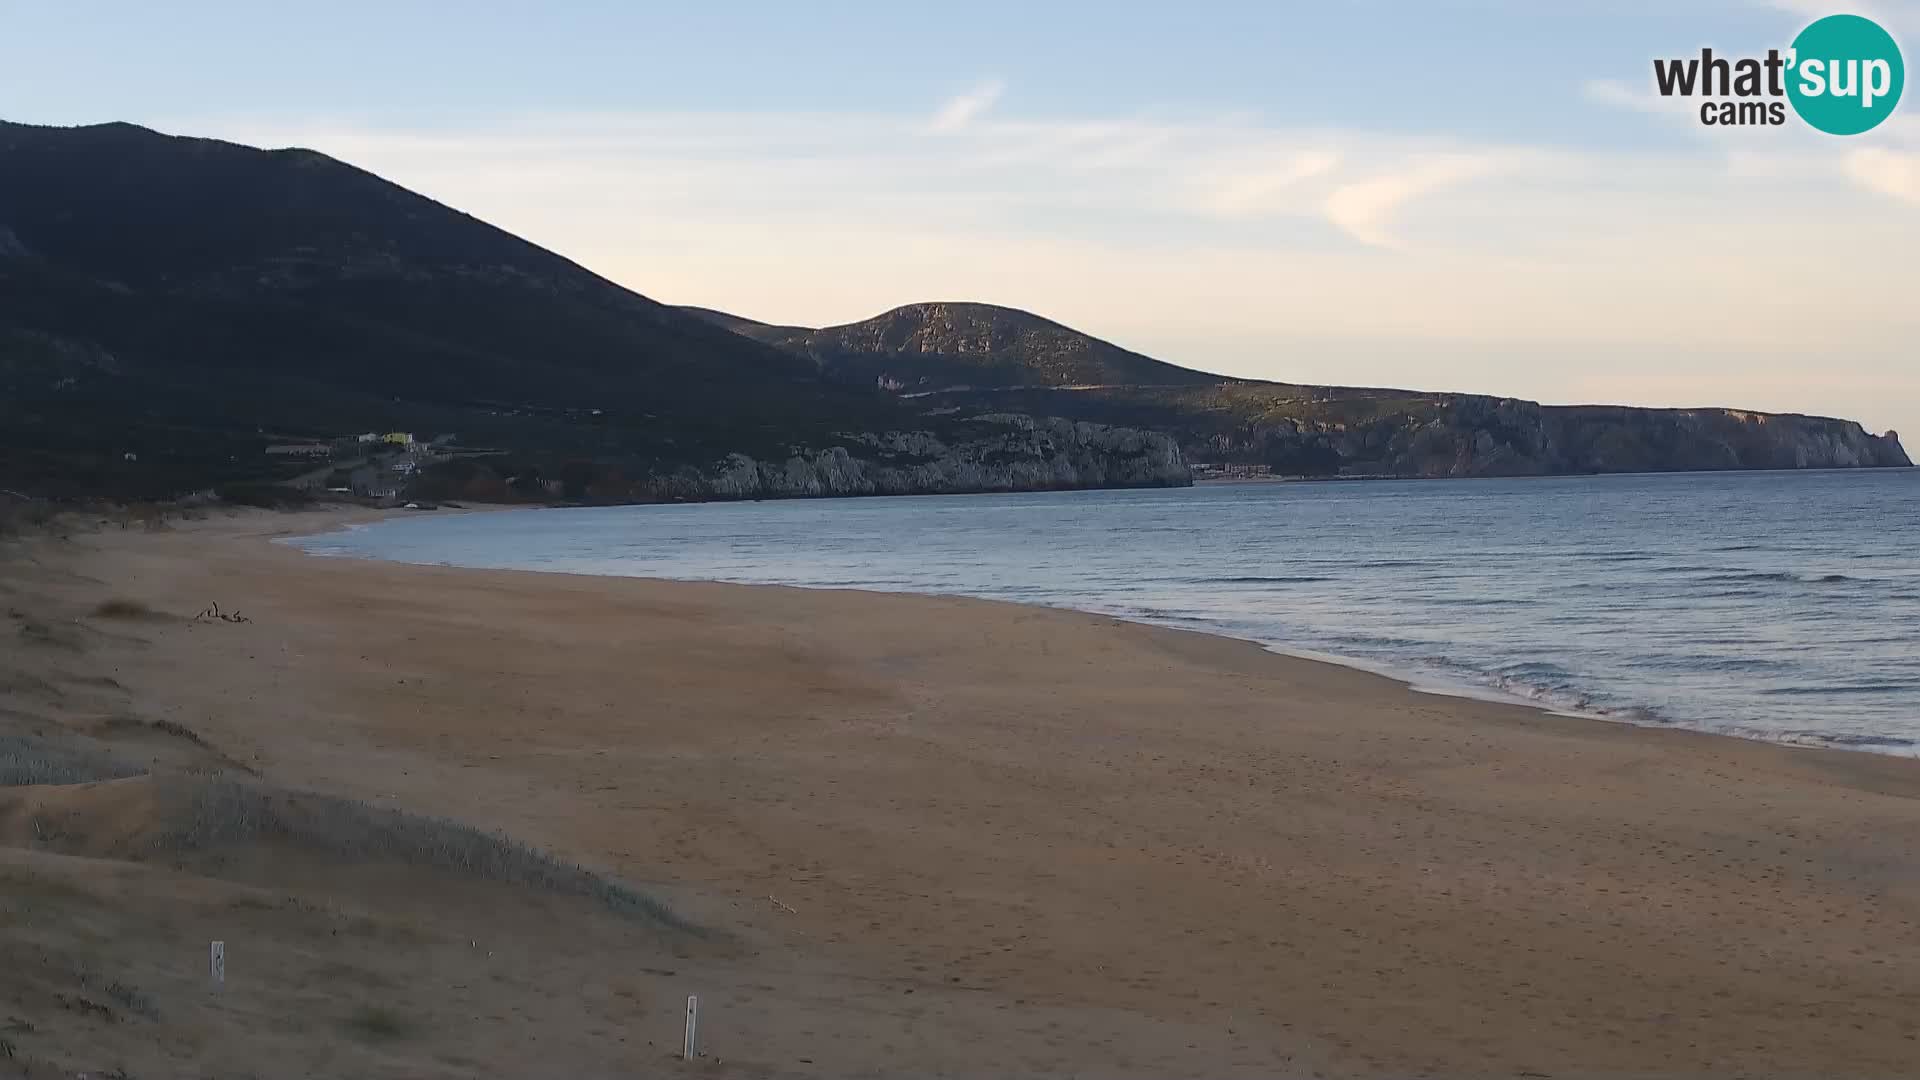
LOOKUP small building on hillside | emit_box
[383,432,415,447]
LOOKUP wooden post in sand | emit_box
[683,994,699,1060]
[210,941,226,987]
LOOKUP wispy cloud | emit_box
[1844,147,1920,204]
[1322,155,1505,248]
[1193,149,1342,218]
[929,79,1005,133]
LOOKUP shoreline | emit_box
[281,508,1630,731]
[280,503,1919,762]
[13,506,1920,1076]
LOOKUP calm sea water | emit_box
[288,470,1920,754]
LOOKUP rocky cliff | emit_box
[653,416,1189,499]
[1540,406,1907,474]
[413,416,1190,503]
[1179,395,1912,477]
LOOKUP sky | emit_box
[3,0,1917,439]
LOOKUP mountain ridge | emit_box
[1,118,1905,502]
[685,300,1910,476]
[684,300,1225,390]
[0,119,1187,500]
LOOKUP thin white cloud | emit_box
[929,79,1005,133]
[1196,149,1342,218]
[1844,147,1920,204]
[1321,155,1504,248]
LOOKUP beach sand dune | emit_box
[4,508,1920,1077]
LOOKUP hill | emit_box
[2,118,1902,500]
[0,121,1185,500]
[685,301,1222,390]
[695,304,1910,477]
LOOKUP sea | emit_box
[287,469,1920,755]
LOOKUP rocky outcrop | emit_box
[637,416,1189,499]
[1188,395,1910,477]
[414,416,1190,504]
[1538,406,1908,474]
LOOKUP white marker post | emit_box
[209,940,226,988]
[683,994,699,1060]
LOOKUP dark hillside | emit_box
[0,120,907,497]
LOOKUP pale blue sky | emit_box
[0,1,1793,141]
[4,1,1917,437]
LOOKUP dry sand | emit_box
[4,506,1920,1078]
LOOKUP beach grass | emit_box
[157,776,690,928]
[0,735,146,787]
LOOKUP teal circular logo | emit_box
[1787,14,1905,135]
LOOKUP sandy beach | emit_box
[5,506,1920,1078]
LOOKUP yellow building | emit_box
[383,432,415,446]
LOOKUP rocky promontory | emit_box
[413,416,1191,504]
[1198,397,1913,478]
